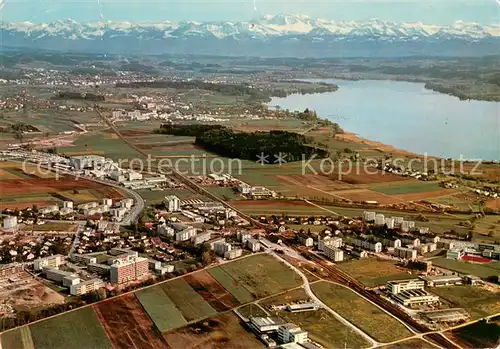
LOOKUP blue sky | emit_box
[1,0,499,25]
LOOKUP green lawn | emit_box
[432,257,500,279]
[160,278,217,322]
[311,282,413,343]
[208,267,255,304]
[29,307,112,349]
[430,286,500,319]
[135,286,187,332]
[337,258,416,287]
[236,303,268,319]
[371,182,442,195]
[258,288,311,308]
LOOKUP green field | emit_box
[216,254,303,298]
[160,278,217,321]
[258,288,311,308]
[135,286,188,332]
[205,187,242,201]
[311,282,412,343]
[1,326,34,349]
[29,307,112,349]
[207,267,255,304]
[432,257,500,279]
[382,338,437,349]
[371,182,442,195]
[430,286,500,319]
[337,259,416,287]
[451,320,500,348]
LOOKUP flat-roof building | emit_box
[421,308,470,324]
[110,256,148,284]
[323,246,344,262]
[34,255,64,271]
[420,275,462,287]
[249,317,287,334]
[70,278,105,296]
[278,323,308,344]
[164,195,181,212]
[387,279,439,307]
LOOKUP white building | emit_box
[102,198,113,207]
[363,211,376,222]
[318,236,342,251]
[350,239,382,253]
[278,324,308,344]
[34,255,64,271]
[375,214,385,226]
[70,155,106,171]
[175,226,197,242]
[214,242,232,256]
[110,207,128,221]
[401,220,416,232]
[237,231,251,243]
[224,248,243,260]
[70,278,105,296]
[323,246,344,262]
[384,218,395,229]
[394,247,417,260]
[63,201,74,209]
[3,216,17,229]
[164,195,181,212]
[192,231,211,245]
[120,198,134,209]
[246,238,261,252]
[158,224,174,237]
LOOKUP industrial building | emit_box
[286,303,320,313]
[164,195,181,212]
[420,275,463,287]
[248,317,287,334]
[70,278,105,296]
[109,256,148,284]
[278,323,308,344]
[34,255,65,271]
[70,155,106,170]
[421,308,470,324]
[387,279,439,307]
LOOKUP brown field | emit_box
[485,198,499,210]
[331,189,398,204]
[0,201,56,210]
[1,178,124,199]
[183,271,241,312]
[0,168,22,180]
[93,294,168,349]
[275,174,354,191]
[230,200,311,209]
[395,189,457,201]
[163,312,263,349]
[335,169,409,185]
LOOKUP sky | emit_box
[1,0,499,25]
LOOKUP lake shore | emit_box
[336,132,420,158]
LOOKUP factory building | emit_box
[387,279,439,307]
[421,309,470,324]
[248,317,287,334]
[277,323,308,344]
[420,275,463,287]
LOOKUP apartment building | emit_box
[70,278,105,296]
[214,242,232,256]
[246,238,261,252]
[318,237,342,251]
[88,263,111,276]
[110,256,149,284]
[34,255,65,271]
[323,246,344,262]
[164,195,181,212]
[192,231,211,245]
[224,248,243,260]
[350,239,382,253]
[70,253,97,265]
[43,267,76,283]
[394,247,418,260]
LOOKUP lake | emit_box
[270,80,499,160]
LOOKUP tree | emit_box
[200,243,215,266]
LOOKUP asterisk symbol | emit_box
[274,153,288,166]
[256,152,269,165]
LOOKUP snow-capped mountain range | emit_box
[2,14,499,57]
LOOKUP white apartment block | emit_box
[70,278,105,296]
[3,216,17,229]
[323,246,344,262]
[363,211,376,222]
[246,238,261,252]
[350,239,382,253]
[175,226,197,242]
[34,255,64,271]
[214,242,232,256]
[224,248,243,260]
[70,253,97,265]
[164,195,181,212]
[394,247,417,260]
[374,214,385,226]
[318,237,342,251]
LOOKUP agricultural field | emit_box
[447,319,500,348]
[135,286,188,332]
[183,270,241,312]
[1,326,35,349]
[432,257,500,279]
[29,307,112,349]
[370,181,444,196]
[212,254,303,299]
[337,258,416,287]
[160,278,218,321]
[473,214,500,243]
[311,282,413,343]
[204,187,242,201]
[93,294,168,349]
[163,312,264,349]
[207,267,255,304]
[257,287,371,348]
[429,285,500,319]
[380,338,437,349]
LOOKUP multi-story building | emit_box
[297,233,314,247]
[70,155,106,171]
[379,238,401,248]
[401,220,416,232]
[63,275,81,287]
[374,214,385,226]
[43,267,76,283]
[0,263,23,278]
[278,323,308,344]
[224,249,243,260]
[175,226,197,242]
[350,239,382,253]
[119,198,134,209]
[384,218,395,229]
[164,195,181,212]
[102,198,113,207]
[318,237,342,251]
[214,242,232,256]
[192,231,211,245]
[158,224,174,237]
[394,247,417,260]
[387,279,439,307]
[88,263,111,276]
[387,279,425,295]
[110,256,149,284]
[246,238,261,252]
[323,246,344,262]
[63,201,74,209]
[70,253,97,265]
[401,237,421,247]
[446,249,464,260]
[70,278,105,296]
[363,211,376,222]
[237,231,251,243]
[3,216,18,229]
[34,255,64,271]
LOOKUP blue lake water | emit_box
[270,80,499,160]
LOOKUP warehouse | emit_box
[420,275,463,287]
[421,308,470,324]
[387,279,439,307]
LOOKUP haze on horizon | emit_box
[1,0,499,25]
